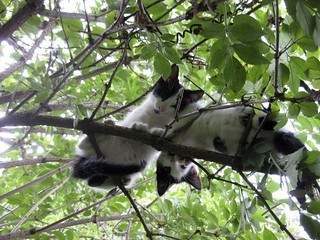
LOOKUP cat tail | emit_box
[273,131,305,155]
[72,157,145,179]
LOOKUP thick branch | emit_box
[0,113,235,166]
[0,0,44,43]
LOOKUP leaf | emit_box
[77,104,88,118]
[281,148,304,188]
[233,44,270,65]
[288,103,300,118]
[284,0,298,19]
[0,0,6,18]
[34,91,49,104]
[307,56,320,70]
[209,38,231,69]
[223,57,246,93]
[296,1,314,37]
[299,102,318,117]
[313,14,320,46]
[300,213,320,239]
[230,15,265,43]
[288,57,307,94]
[164,46,182,64]
[200,22,225,39]
[263,227,277,240]
[25,78,47,91]
[307,201,320,215]
[141,44,157,60]
[154,53,171,79]
[279,63,289,84]
[297,37,318,52]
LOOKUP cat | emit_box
[156,105,308,198]
[72,64,204,191]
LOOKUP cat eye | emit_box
[180,165,186,169]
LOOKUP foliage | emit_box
[0,0,320,239]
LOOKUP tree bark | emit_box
[0,0,45,43]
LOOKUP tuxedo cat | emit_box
[72,65,204,191]
[156,106,306,196]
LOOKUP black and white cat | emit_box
[156,104,306,196]
[72,65,204,191]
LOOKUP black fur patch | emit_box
[258,117,277,130]
[72,157,146,179]
[213,137,228,154]
[274,131,305,155]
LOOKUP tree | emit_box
[0,0,320,239]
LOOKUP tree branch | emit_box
[0,157,73,169]
[0,113,236,167]
[0,0,45,43]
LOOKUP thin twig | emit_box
[273,0,280,97]
[11,177,70,232]
[238,171,296,240]
[117,182,153,240]
[0,161,75,201]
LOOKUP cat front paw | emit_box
[150,127,165,136]
[130,122,149,132]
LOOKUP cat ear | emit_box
[157,64,179,84]
[157,176,174,196]
[184,166,202,190]
[183,90,204,105]
[166,64,179,84]
[156,162,173,196]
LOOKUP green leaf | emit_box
[299,102,318,117]
[307,201,320,215]
[223,57,246,93]
[279,63,289,85]
[140,44,156,60]
[263,227,277,240]
[288,103,300,118]
[284,0,298,19]
[233,44,270,65]
[296,1,314,37]
[25,78,47,91]
[313,14,320,46]
[297,37,318,52]
[200,22,225,39]
[307,56,320,70]
[34,91,50,104]
[209,38,231,69]
[288,57,307,94]
[300,213,320,239]
[164,46,182,64]
[230,15,265,43]
[0,0,6,18]
[154,53,171,79]
[77,104,88,117]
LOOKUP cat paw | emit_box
[150,127,165,136]
[104,118,115,125]
[130,122,148,132]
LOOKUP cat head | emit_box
[156,152,202,196]
[151,64,204,117]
